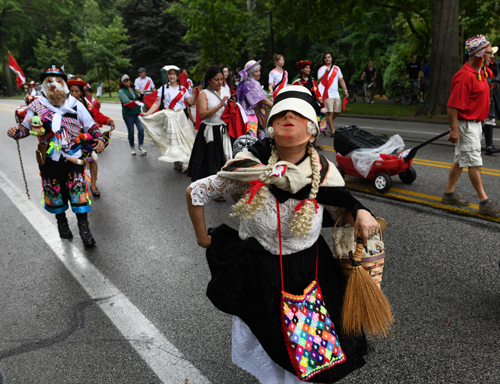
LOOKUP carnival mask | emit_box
[269,111,314,147]
[42,76,68,106]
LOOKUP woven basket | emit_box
[332,214,386,288]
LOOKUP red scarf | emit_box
[320,65,339,100]
[168,87,187,109]
[143,79,151,91]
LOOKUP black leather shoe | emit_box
[485,146,500,155]
[78,220,96,247]
[58,222,73,239]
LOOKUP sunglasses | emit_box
[123,79,131,81]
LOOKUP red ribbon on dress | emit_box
[244,180,266,204]
[295,198,319,213]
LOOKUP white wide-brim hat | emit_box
[267,87,319,131]
[162,65,180,73]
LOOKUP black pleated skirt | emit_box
[187,123,225,182]
[206,224,367,383]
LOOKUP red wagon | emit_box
[335,130,449,193]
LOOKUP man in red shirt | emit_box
[441,34,500,215]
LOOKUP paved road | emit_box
[1,99,499,383]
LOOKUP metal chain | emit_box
[16,140,30,199]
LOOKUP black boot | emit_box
[483,125,500,155]
[58,222,73,239]
[56,213,73,239]
[78,220,96,247]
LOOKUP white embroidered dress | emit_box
[190,174,344,384]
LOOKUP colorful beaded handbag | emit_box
[277,201,346,381]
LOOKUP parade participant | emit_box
[237,59,273,139]
[292,60,324,150]
[221,65,235,97]
[118,74,147,155]
[268,54,288,100]
[134,67,156,100]
[482,46,500,155]
[7,66,105,247]
[68,78,115,198]
[441,35,500,216]
[28,80,39,96]
[317,52,349,137]
[186,86,380,384]
[140,65,195,171]
[180,69,195,124]
[187,66,231,201]
[85,86,100,113]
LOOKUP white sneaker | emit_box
[130,147,136,155]
[370,101,375,104]
[137,146,147,155]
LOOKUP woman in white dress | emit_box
[140,65,195,171]
[186,87,380,383]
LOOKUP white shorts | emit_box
[453,119,483,168]
[324,98,341,113]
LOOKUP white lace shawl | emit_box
[189,175,344,255]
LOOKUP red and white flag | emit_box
[124,100,144,108]
[8,52,26,88]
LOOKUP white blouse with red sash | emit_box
[158,85,189,110]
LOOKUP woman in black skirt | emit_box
[187,66,234,202]
[186,86,380,383]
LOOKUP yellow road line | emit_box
[346,183,500,223]
[321,144,500,175]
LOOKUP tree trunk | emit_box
[246,0,257,60]
[107,67,111,98]
[418,0,459,116]
[211,0,218,63]
[0,30,14,96]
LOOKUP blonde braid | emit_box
[231,145,279,219]
[290,145,321,237]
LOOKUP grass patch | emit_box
[344,102,447,120]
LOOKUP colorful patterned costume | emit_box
[17,96,102,214]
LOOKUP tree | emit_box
[76,16,131,96]
[419,0,459,116]
[28,32,73,75]
[169,0,248,77]
[120,0,199,85]
[0,0,25,95]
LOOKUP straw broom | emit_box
[341,236,394,338]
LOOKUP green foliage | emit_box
[120,0,199,85]
[102,79,119,93]
[75,16,131,87]
[169,0,249,79]
[28,32,74,76]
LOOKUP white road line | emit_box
[0,171,211,384]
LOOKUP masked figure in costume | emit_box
[7,66,105,247]
[186,87,380,383]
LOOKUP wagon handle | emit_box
[403,131,450,163]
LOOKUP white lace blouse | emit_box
[189,175,345,255]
